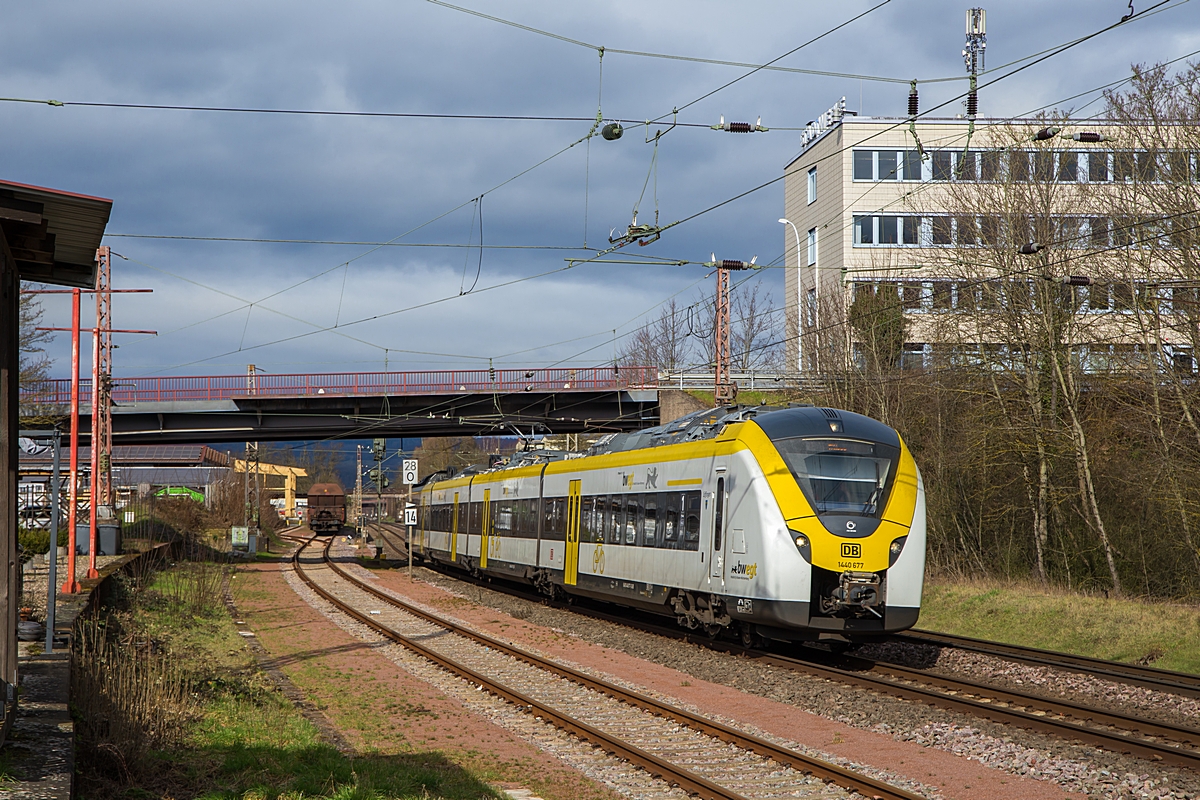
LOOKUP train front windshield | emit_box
[773,438,899,517]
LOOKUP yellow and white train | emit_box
[414,405,926,644]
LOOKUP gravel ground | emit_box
[416,567,1200,800]
[855,640,1200,730]
[282,551,699,800]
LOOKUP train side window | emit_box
[663,492,681,548]
[520,498,535,538]
[624,495,639,545]
[469,502,481,535]
[606,495,622,545]
[714,478,725,551]
[511,498,524,537]
[496,501,512,534]
[642,494,658,547]
[684,491,701,550]
[544,497,564,540]
[580,496,595,542]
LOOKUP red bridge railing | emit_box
[19,366,659,406]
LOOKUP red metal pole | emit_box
[86,327,100,579]
[62,290,81,594]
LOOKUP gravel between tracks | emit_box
[413,566,1199,800]
[287,540,957,800]
[855,640,1200,731]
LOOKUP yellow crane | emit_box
[231,458,307,519]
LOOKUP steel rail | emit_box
[859,659,1200,747]
[392,546,1200,771]
[894,630,1200,700]
[284,535,752,800]
[289,532,927,800]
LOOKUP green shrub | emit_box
[18,527,67,556]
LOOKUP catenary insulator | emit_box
[601,122,623,140]
[966,92,978,119]
[1061,275,1095,286]
[1035,127,1061,141]
[1063,131,1108,143]
[712,115,767,133]
[1019,242,1043,255]
[908,82,919,117]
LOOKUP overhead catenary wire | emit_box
[76,0,1190,378]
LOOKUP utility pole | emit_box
[355,445,363,533]
[710,255,758,404]
[244,365,257,542]
[27,270,151,583]
[371,438,386,528]
[93,247,114,531]
[62,290,81,594]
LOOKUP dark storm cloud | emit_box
[6,0,1195,376]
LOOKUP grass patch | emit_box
[920,577,1200,673]
[75,560,504,800]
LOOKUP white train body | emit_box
[415,406,926,642]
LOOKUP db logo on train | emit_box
[841,542,861,559]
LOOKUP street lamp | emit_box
[780,218,817,371]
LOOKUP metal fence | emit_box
[20,365,661,405]
[19,366,832,406]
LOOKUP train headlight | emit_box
[889,536,908,566]
[789,529,812,564]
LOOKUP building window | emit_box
[1115,152,1136,182]
[879,216,898,244]
[1088,152,1110,182]
[854,215,873,244]
[806,227,817,265]
[1009,151,1030,182]
[903,150,922,181]
[1057,152,1079,182]
[980,151,1002,181]
[931,216,952,245]
[807,167,817,204]
[852,150,924,181]
[1033,151,1054,182]
[957,151,976,181]
[854,150,873,181]
[853,215,922,246]
[878,150,899,181]
[805,288,817,327]
[931,151,953,181]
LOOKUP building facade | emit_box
[781,108,1198,373]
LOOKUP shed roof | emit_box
[0,179,113,288]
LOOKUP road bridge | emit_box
[20,366,662,444]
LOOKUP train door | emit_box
[451,492,460,562]
[565,480,582,585]
[709,475,727,584]
[480,489,491,569]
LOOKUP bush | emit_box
[17,527,67,557]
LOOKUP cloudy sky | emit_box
[7,0,1197,380]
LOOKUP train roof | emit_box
[417,405,900,490]
[586,404,899,455]
[306,483,345,496]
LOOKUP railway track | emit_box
[894,629,1200,700]
[282,531,929,800]
[367,528,1200,772]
